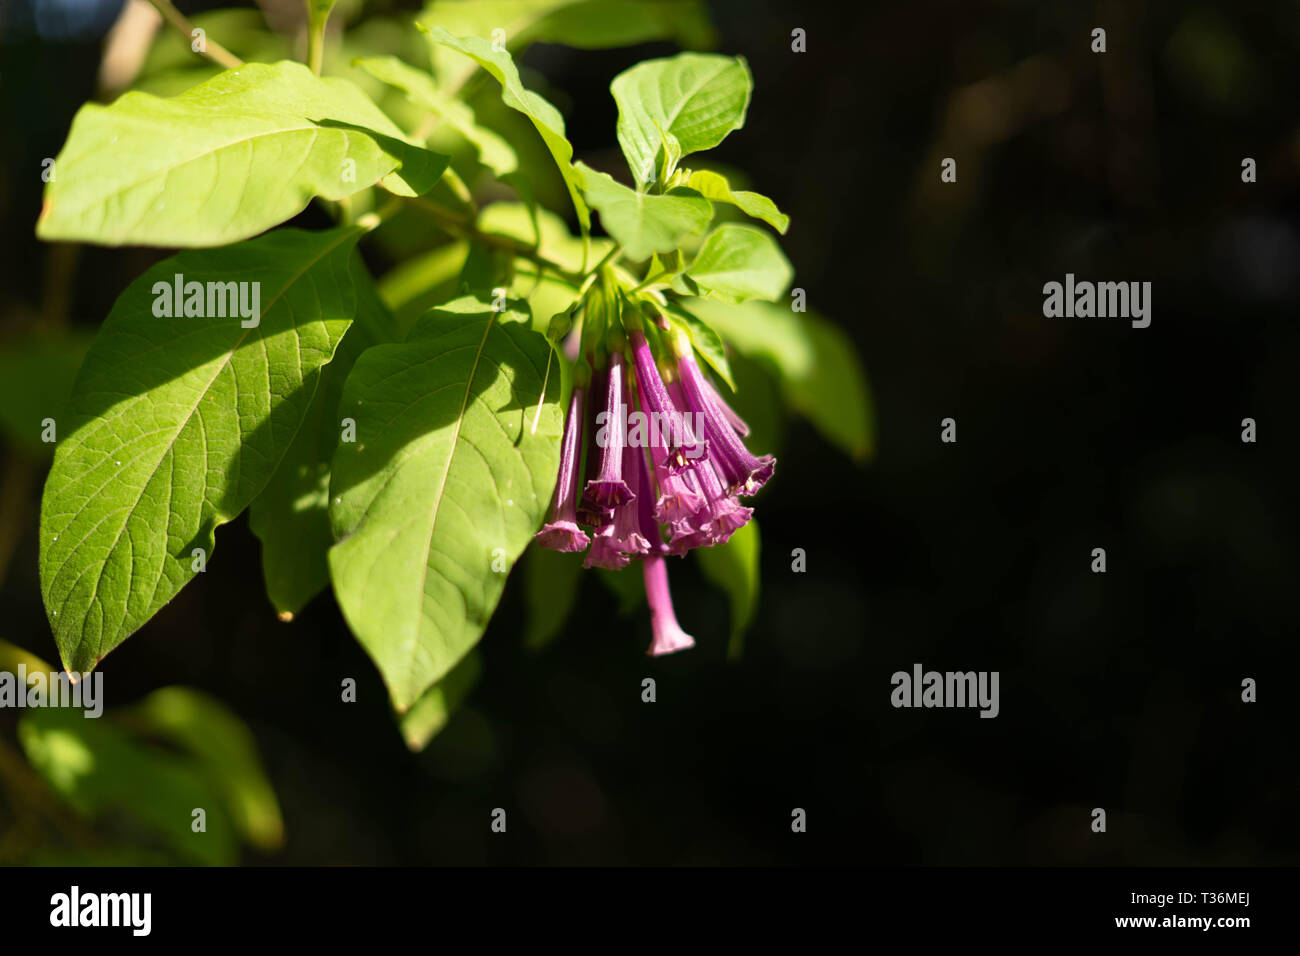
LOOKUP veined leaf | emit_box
[684,169,788,234]
[696,518,759,659]
[37,61,448,247]
[420,26,590,231]
[328,295,562,711]
[354,55,518,177]
[40,227,360,674]
[249,255,395,619]
[688,298,875,461]
[686,223,793,303]
[611,52,751,186]
[574,162,711,260]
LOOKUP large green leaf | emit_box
[574,163,711,260]
[328,295,562,711]
[611,52,751,186]
[37,61,447,247]
[419,1,715,94]
[684,169,788,234]
[696,518,760,659]
[686,223,793,303]
[689,299,875,460]
[40,227,360,674]
[421,26,590,231]
[354,55,519,177]
[249,255,395,619]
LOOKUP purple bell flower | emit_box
[585,441,651,569]
[583,352,634,510]
[643,554,695,656]
[534,384,591,552]
[674,336,774,496]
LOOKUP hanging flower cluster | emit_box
[535,302,774,657]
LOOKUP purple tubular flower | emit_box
[636,373,705,523]
[585,442,651,569]
[633,439,667,555]
[534,385,591,552]
[628,329,704,472]
[583,353,634,510]
[642,554,695,656]
[576,367,610,527]
[675,347,774,496]
[666,454,752,555]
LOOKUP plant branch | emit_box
[145,0,242,70]
[406,197,586,286]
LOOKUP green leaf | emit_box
[0,331,93,456]
[398,650,482,751]
[686,223,793,303]
[696,517,760,659]
[684,169,788,234]
[18,706,239,865]
[328,295,562,711]
[249,255,394,619]
[40,227,360,675]
[123,686,284,851]
[37,61,448,247]
[665,300,734,390]
[574,162,712,261]
[522,545,583,650]
[354,55,519,177]
[611,52,751,186]
[688,299,875,460]
[419,1,716,94]
[420,26,590,231]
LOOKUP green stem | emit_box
[406,197,584,285]
[441,167,477,213]
[584,244,622,280]
[307,26,325,76]
[146,0,243,69]
[305,0,336,76]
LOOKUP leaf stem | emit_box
[406,197,584,285]
[584,243,622,280]
[145,0,242,70]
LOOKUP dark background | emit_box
[1,0,1297,864]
